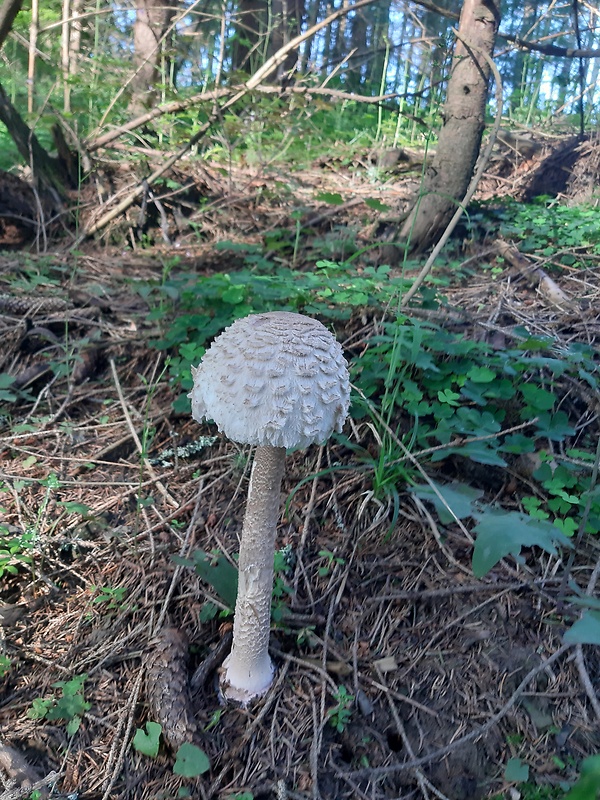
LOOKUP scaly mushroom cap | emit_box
[189,311,350,449]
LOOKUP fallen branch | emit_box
[493,240,577,310]
[87,84,422,154]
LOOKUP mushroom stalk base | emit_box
[221,445,286,705]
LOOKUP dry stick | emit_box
[340,642,571,781]
[100,669,144,800]
[401,36,503,307]
[575,557,600,720]
[0,771,61,800]
[154,484,204,632]
[88,84,424,153]
[109,358,178,509]
[493,240,575,310]
[375,667,450,800]
[78,0,378,239]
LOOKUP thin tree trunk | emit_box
[61,0,70,112]
[129,0,178,115]
[400,0,500,253]
[347,6,367,90]
[0,0,23,48]
[232,0,267,72]
[27,0,37,112]
[69,0,82,79]
[299,0,319,70]
[266,0,305,79]
[0,81,69,196]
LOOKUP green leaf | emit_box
[173,742,210,777]
[133,721,162,758]
[412,481,483,525]
[564,755,600,800]
[199,602,218,623]
[466,366,496,383]
[504,757,529,782]
[66,715,82,736]
[364,197,390,212]
[568,596,600,612]
[437,388,460,406]
[534,411,576,441]
[521,384,556,411]
[58,501,93,516]
[221,286,245,304]
[189,550,238,609]
[472,510,572,578]
[564,611,600,646]
[0,373,15,388]
[443,441,507,467]
[316,191,345,205]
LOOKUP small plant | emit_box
[133,722,210,778]
[272,547,295,624]
[317,548,345,577]
[173,742,210,777]
[0,523,35,579]
[90,585,129,613]
[0,655,11,677]
[133,721,162,757]
[204,708,223,732]
[27,673,90,735]
[327,685,354,733]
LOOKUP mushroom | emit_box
[189,311,350,704]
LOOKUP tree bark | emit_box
[129,0,178,115]
[0,0,23,49]
[266,0,305,79]
[347,7,367,90]
[400,0,500,253]
[231,0,267,73]
[0,82,69,196]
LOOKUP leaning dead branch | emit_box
[494,239,577,310]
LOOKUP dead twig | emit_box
[338,642,572,780]
[109,358,178,508]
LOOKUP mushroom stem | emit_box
[221,444,286,703]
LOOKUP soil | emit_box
[0,142,599,800]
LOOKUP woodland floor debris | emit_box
[0,157,599,799]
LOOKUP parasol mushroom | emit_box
[189,311,350,704]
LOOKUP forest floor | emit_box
[0,140,599,800]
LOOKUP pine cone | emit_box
[146,627,199,750]
[0,294,71,315]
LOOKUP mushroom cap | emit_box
[189,311,350,449]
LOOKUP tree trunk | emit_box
[0,0,23,48]
[266,0,305,79]
[0,82,70,197]
[231,0,267,73]
[347,6,367,90]
[298,0,320,71]
[129,0,178,115]
[400,0,500,253]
